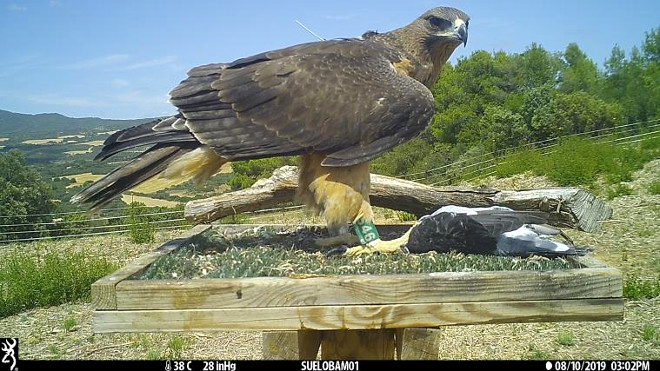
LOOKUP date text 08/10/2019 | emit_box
[548,361,650,371]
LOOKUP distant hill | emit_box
[0,109,156,138]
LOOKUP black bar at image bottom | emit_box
[14,359,659,371]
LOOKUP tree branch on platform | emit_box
[185,166,612,232]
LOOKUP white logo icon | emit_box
[1,339,17,371]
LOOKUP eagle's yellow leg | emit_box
[344,224,414,256]
[298,154,413,255]
[298,154,374,244]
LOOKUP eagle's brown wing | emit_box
[169,39,435,167]
[73,39,436,210]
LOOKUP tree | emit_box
[560,43,599,94]
[0,150,56,241]
[544,92,623,136]
[642,27,660,63]
[471,106,529,152]
[515,43,562,88]
[228,157,297,190]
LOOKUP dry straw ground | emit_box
[1,161,658,360]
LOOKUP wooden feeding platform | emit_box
[92,222,623,360]
[93,168,621,359]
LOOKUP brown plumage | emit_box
[72,7,469,237]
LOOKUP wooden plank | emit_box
[94,298,623,333]
[574,256,609,269]
[321,330,395,360]
[115,268,622,310]
[91,224,211,310]
[396,328,440,360]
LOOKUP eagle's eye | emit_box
[428,16,452,30]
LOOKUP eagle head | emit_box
[419,7,469,46]
[367,7,470,87]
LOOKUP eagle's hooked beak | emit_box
[457,23,468,46]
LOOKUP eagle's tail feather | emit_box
[96,116,196,161]
[71,116,227,211]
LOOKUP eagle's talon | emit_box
[314,233,359,248]
[343,237,408,256]
[326,245,349,257]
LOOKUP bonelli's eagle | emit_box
[72,7,469,250]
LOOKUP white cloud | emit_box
[0,54,46,77]
[111,78,130,88]
[60,55,178,72]
[60,54,131,70]
[23,90,167,111]
[112,91,168,106]
[27,94,109,108]
[7,4,27,11]
[118,56,177,71]
[49,0,63,7]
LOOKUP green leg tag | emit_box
[353,220,380,245]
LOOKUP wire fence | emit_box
[403,119,660,186]
[399,118,659,181]
[1,118,658,244]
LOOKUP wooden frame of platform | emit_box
[91,224,623,359]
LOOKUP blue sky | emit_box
[1,0,658,119]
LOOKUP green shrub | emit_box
[127,202,155,243]
[607,184,634,199]
[63,316,78,332]
[395,211,417,222]
[495,148,545,179]
[0,247,117,318]
[649,181,660,195]
[557,331,575,346]
[623,275,660,300]
[228,157,297,190]
[494,136,657,190]
[642,324,658,343]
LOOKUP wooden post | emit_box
[396,328,440,360]
[321,330,396,360]
[262,331,300,360]
[262,330,323,360]
[299,330,323,360]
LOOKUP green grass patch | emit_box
[649,181,660,195]
[166,335,190,359]
[607,184,634,200]
[494,135,659,190]
[0,247,117,318]
[395,211,417,222]
[524,345,550,360]
[218,213,250,224]
[623,275,660,300]
[641,324,658,343]
[63,316,77,332]
[557,331,575,346]
[146,350,162,360]
[141,227,580,280]
[47,344,64,357]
